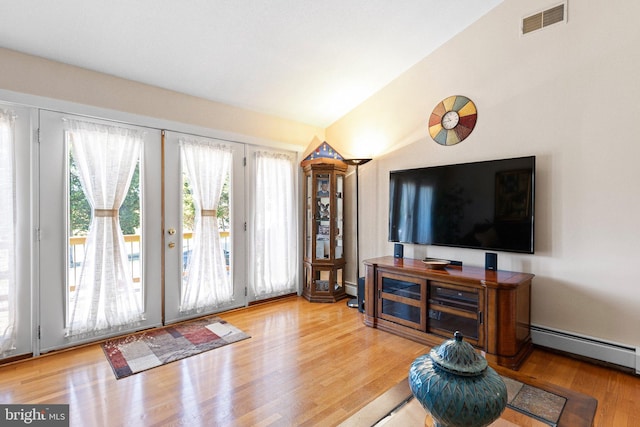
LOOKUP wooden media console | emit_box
[363,256,534,369]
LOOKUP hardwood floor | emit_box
[1,296,639,426]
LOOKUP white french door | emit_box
[38,111,163,352]
[163,131,246,324]
[0,103,33,361]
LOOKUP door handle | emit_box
[167,228,176,235]
[168,242,176,249]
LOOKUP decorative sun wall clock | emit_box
[429,95,477,146]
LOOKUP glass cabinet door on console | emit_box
[428,282,484,347]
[377,271,427,330]
[301,159,347,302]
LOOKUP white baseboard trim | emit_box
[345,281,357,297]
[531,324,639,374]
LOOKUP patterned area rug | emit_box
[501,376,566,425]
[101,316,250,379]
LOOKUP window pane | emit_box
[182,172,230,278]
[67,150,143,318]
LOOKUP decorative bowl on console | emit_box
[422,258,450,270]
[408,331,507,427]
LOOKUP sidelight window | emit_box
[250,150,298,299]
[0,110,16,354]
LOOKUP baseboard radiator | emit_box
[531,325,640,374]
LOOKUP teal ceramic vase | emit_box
[408,331,507,427]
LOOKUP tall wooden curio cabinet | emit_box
[301,142,348,302]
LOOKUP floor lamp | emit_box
[344,158,372,309]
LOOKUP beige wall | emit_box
[327,0,640,348]
[0,47,323,148]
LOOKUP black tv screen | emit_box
[388,156,535,253]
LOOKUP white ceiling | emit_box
[0,0,503,127]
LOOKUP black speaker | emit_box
[485,252,497,271]
[357,277,365,313]
[394,243,404,258]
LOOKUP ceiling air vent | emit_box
[522,3,566,35]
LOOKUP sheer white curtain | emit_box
[66,120,144,337]
[0,110,16,354]
[251,151,297,298]
[180,137,232,313]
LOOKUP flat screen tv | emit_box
[388,156,535,253]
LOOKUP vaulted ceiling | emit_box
[0,0,503,127]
